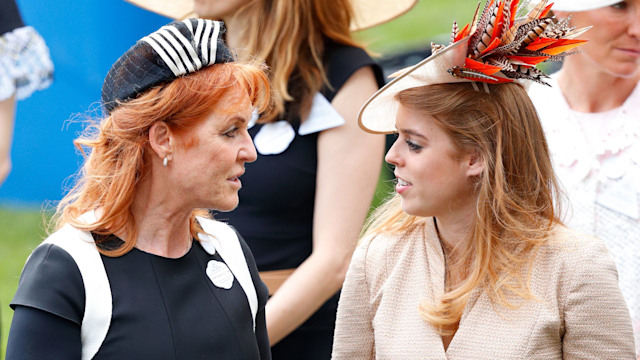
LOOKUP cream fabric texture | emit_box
[332,218,636,359]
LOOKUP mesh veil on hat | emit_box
[101,18,233,113]
[359,0,591,134]
[551,0,623,11]
[123,0,417,31]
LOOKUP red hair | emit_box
[53,61,271,256]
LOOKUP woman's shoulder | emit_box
[356,221,430,273]
[324,41,373,63]
[538,225,618,285]
[545,225,610,258]
[358,224,419,254]
[11,238,86,325]
[323,39,384,99]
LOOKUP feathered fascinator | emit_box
[358,0,591,133]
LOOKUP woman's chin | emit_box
[210,199,240,213]
[400,202,422,217]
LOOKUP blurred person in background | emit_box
[124,0,415,358]
[528,0,640,356]
[0,0,54,185]
[7,19,272,359]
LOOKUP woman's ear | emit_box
[149,122,173,161]
[465,149,485,177]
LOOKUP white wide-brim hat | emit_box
[124,0,417,31]
[359,38,472,134]
[551,0,622,11]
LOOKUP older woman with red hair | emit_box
[7,19,272,359]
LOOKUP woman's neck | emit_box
[558,58,639,113]
[434,202,476,261]
[222,9,254,55]
[123,175,193,258]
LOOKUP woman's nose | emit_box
[239,133,257,163]
[385,138,403,167]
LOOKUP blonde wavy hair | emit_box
[364,82,564,333]
[52,62,271,257]
[232,0,362,123]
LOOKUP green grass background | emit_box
[0,209,50,358]
[0,0,479,357]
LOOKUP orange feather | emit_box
[465,57,503,75]
[480,37,502,55]
[525,37,557,51]
[507,55,549,65]
[539,3,554,18]
[456,23,471,42]
[491,1,506,40]
[510,0,519,25]
[541,39,588,55]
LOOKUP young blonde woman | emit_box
[125,0,415,358]
[528,1,640,356]
[332,1,637,358]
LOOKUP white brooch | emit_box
[206,260,234,290]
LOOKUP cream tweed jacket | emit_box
[332,218,636,359]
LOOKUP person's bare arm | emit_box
[265,66,384,345]
[0,95,16,186]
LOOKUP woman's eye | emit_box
[405,140,422,152]
[611,1,627,10]
[223,127,239,138]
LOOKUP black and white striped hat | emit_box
[101,18,234,113]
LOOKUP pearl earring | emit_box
[163,157,168,167]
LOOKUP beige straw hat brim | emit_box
[124,0,417,31]
[358,37,474,134]
[350,0,417,31]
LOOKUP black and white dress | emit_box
[8,213,270,360]
[222,40,385,359]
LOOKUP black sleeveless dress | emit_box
[221,40,385,359]
[8,233,271,360]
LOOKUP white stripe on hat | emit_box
[209,20,220,66]
[142,19,222,78]
[148,32,187,75]
[164,25,202,70]
[182,18,194,34]
[159,27,197,73]
[194,18,204,50]
[201,20,213,65]
[141,36,182,76]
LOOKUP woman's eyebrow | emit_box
[398,128,427,140]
